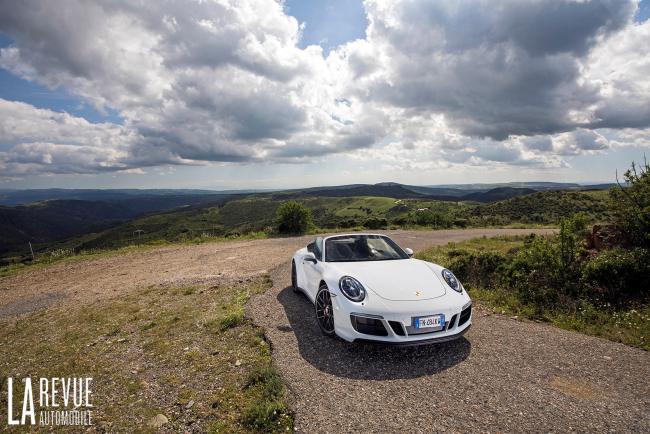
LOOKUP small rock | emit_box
[603,355,612,360]
[235,359,242,366]
[148,414,168,428]
[131,370,138,374]
[186,400,194,409]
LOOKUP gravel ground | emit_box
[4,228,648,432]
[246,231,650,433]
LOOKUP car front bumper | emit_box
[331,293,473,344]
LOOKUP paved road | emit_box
[246,231,650,433]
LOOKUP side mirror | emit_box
[304,252,317,263]
[404,248,414,257]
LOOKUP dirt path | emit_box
[3,228,648,432]
[0,229,549,320]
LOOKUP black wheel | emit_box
[291,260,299,293]
[315,285,335,336]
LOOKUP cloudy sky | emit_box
[0,0,649,189]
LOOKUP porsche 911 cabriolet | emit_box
[291,233,472,345]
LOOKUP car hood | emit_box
[329,259,446,301]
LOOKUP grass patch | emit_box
[417,235,650,350]
[0,277,293,432]
[239,365,292,431]
[220,310,244,331]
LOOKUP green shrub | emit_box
[503,237,562,309]
[415,210,452,228]
[582,247,650,303]
[453,218,469,228]
[445,249,507,289]
[364,217,388,229]
[610,159,650,248]
[276,201,313,235]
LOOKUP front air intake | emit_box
[447,314,457,330]
[350,315,388,336]
[388,321,405,336]
[458,305,472,326]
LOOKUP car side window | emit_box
[315,237,323,260]
[307,238,323,261]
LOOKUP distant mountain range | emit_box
[0,188,239,206]
[0,182,615,205]
[274,181,612,202]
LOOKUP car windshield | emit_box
[325,235,409,262]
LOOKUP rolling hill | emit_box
[461,187,537,203]
[0,182,616,262]
[0,194,233,258]
[469,190,613,224]
[0,200,140,257]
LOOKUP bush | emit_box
[503,237,562,309]
[276,201,313,234]
[610,159,650,248]
[364,217,388,229]
[445,249,507,289]
[415,210,452,228]
[453,218,469,228]
[582,248,650,303]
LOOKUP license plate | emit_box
[414,314,444,329]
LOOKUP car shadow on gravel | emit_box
[277,286,471,380]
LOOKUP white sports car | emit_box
[291,233,472,345]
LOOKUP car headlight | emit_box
[339,276,366,302]
[441,269,462,292]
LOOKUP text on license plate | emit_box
[414,314,444,329]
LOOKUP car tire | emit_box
[315,285,336,336]
[291,260,299,293]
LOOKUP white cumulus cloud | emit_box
[0,0,648,178]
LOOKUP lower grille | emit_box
[388,321,405,336]
[350,315,388,336]
[458,305,472,326]
[447,314,457,330]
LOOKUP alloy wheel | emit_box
[315,286,335,335]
